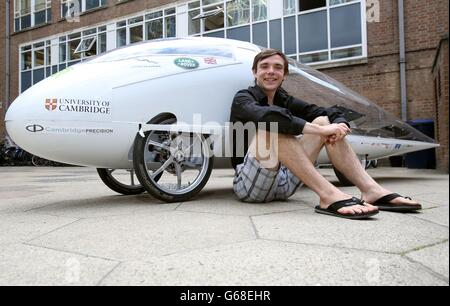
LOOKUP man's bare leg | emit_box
[249,119,377,216]
[325,138,420,206]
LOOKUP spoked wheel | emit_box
[133,117,214,202]
[97,168,146,195]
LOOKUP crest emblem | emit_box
[45,99,58,111]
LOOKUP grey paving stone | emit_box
[100,240,447,286]
[406,241,449,280]
[28,211,256,261]
[252,209,449,253]
[0,243,118,286]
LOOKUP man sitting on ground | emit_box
[230,49,421,219]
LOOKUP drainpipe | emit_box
[398,0,407,121]
[5,0,11,110]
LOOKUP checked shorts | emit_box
[233,152,303,203]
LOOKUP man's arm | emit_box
[285,95,350,127]
[231,90,308,135]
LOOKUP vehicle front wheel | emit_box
[133,117,214,202]
[97,168,146,195]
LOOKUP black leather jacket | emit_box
[229,85,349,169]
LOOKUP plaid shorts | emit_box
[233,152,303,203]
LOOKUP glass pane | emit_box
[227,26,250,42]
[59,63,67,71]
[146,11,163,20]
[203,30,224,38]
[85,40,97,57]
[299,0,326,11]
[46,67,51,77]
[20,0,31,15]
[284,16,296,54]
[85,0,100,10]
[35,0,46,11]
[99,33,107,53]
[46,46,51,65]
[252,22,267,48]
[203,0,221,5]
[33,68,45,85]
[15,18,20,32]
[129,16,143,24]
[83,28,96,36]
[59,43,67,62]
[330,0,357,5]
[21,71,32,92]
[269,19,282,50]
[331,46,362,59]
[52,65,58,74]
[69,39,81,60]
[46,8,51,22]
[117,28,127,47]
[130,25,143,44]
[300,51,328,63]
[204,5,224,32]
[252,0,267,22]
[21,14,31,29]
[284,0,296,15]
[21,51,32,70]
[227,0,250,27]
[189,10,200,35]
[298,11,327,52]
[330,3,362,48]
[146,19,163,40]
[35,10,46,24]
[165,16,176,37]
[165,8,176,15]
[188,1,200,10]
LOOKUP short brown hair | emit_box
[252,49,289,76]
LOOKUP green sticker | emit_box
[174,57,199,69]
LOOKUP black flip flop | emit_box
[372,193,422,212]
[315,197,379,220]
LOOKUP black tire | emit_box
[133,116,214,202]
[97,168,146,195]
[333,158,369,187]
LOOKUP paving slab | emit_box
[100,240,447,286]
[252,209,449,254]
[0,243,118,286]
[28,211,256,261]
[405,241,449,280]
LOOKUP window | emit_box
[59,26,108,67]
[14,0,51,32]
[188,0,268,39]
[61,0,107,19]
[294,0,364,64]
[20,40,54,92]
[116,8,176,47]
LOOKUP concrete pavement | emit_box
[0,166,448,286]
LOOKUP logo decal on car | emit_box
[45,99,58,111]
[26,124,44,132]
[174,58,199,69]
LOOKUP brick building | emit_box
[1,0,449,171]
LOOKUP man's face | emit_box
[253,54,286,93]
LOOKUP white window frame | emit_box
[61,0,107,19]
[14,0,51,32]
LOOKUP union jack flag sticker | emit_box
[204,57,217,65]
[45,98,58,111]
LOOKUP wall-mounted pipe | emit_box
[5,0,11,110]
[398,0,407,121]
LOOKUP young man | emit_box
[230,49,421,219]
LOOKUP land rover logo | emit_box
[26,124,44,132]
[174,58,199,69]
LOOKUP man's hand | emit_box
[320,123,351,145]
